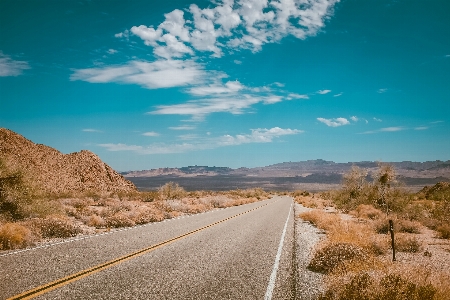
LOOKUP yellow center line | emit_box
[8,200,276,300]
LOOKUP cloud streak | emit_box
[361,127,405,134]
[98,126,302,154]
[317,117,350,127]
[0,51,30,77]
[71,59,206,89]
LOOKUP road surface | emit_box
[1,196,298,299]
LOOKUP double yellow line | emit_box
[8,200,273,300]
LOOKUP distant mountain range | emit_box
[122,159,450,192]
[123,159,450,179]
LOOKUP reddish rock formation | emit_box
[0,128,136,194]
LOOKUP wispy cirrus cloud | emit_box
[361,127,405,134]
[0,51,30,77]
[98,126,302,154]
[82,128,102,133]
[287,93,309,100]
[377,88,388,93]
[142,131,160,136]
[150,94,280,120]
[317,117,350,127]
[317,89,332,95]
[169,125,196,130]
[71,59,206,89]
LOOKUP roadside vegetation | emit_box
[294,163,450,299]
[0,159,269,250]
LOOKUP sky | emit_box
[1,0,449,171]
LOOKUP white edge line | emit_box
[264,201,293,300]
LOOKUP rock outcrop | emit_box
[0,128,136,194]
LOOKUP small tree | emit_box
[343,166,369,201]
[373,163,399,216]
[158,182,186,201]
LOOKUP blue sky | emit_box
[1,0,449,171]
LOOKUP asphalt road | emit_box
[1,196,296,299]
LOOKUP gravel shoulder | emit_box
[294,203,326,300]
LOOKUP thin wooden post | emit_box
[389,219,396,261]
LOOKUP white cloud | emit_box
[414,126,428,130]
[128,0,340,58]
[373,117,382,122]
[380,127,404,132]
[219,127,303,146]
[142,131,160,137]
[377,88,388,93]
[98,127,302,154]
[99,143,143,151]
[115,30,129,39]
[317,89,331,95]
[361,127,406,134]
[107,49,118,54]
[188,80,245,96]
[0,52,30,76]
[287,93,309,100]
[350,116,358,122]
[150,94,284,120]
[178,134,199,140]
[82,128,102,133]
[169,125,196,130]
[317,117,350,127]
[234,60,242,64]
[71,59,206,89]
[333,92,343,97]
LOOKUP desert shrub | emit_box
[0,222,34,250]
[299,210,341,231]
[140,191,160,202]
[308,242,368,274]
[395,234,422,253]
[319,272,437,300]
[86,215,105,228]
[373,218,421,234]
[331,164,409,214]
[436,224,450,239]
[131,206,165,224]
[158,182,186,200]
[292,190,310,197]
[33,215,82,238]
[350,204,383,220]
[398,219,421,234]
[105,212,135,228]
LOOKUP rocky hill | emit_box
[0,128,136,194]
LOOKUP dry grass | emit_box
[0,222,35,250]
[293,192,332,209]
[301,199,449,298]
[319,259,450,300]
[0,184,270,250]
